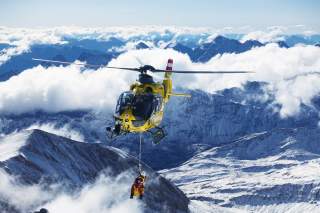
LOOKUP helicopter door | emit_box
[152,95,162,113]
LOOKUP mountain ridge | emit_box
[0,129,189,213]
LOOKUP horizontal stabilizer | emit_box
[169,93,192,98]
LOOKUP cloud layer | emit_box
[1,44,320,117]
[0,169,142,213]
[0,169,54,211]
[0,63,137,113]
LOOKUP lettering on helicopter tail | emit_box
[166,59,173,71]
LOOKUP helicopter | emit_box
[104,59,254,143]
[32,57,252,144]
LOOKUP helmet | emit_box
[39,208,49,213]
[140,171,146,176]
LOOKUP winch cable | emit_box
[138,133,143,173]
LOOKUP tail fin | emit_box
[163,59,173,102]
[166,59,173,71]
[165,59,173,78]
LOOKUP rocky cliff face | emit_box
[0,130,189,213]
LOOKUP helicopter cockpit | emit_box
[115,91,162,122]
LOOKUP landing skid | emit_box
[106,125,124,142]
[148,127,166,144]
[106,126,116,141]
[106,125,165,144]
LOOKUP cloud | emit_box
[44,172,142,213]
[0,169,142,213]
[268,74,320,117]
[26,123,85,142]
[0,45,320,117]
[241,28,285,43]
[0,47,27,66]
[0,169,54,212]
[0,63,137,114]
[192,44,320,117]
[0,131,30,161]
[0,27,66,66]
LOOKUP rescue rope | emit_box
[138,133,143,173]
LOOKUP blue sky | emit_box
[0,0,319,31]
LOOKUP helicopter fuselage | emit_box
[114,71,172,134]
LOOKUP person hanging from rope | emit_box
[130,171,147,199]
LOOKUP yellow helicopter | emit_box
[103,59,252,143]
[32,58,252,144]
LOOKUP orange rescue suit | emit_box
[130,175,146,199]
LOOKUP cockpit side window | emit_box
[115,91,134,115]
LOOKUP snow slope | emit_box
[1,82,319,170]
[161,127,320,212]
[0,129,189,213]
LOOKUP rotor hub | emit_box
[139,65,155,73]
[138,73,154,84]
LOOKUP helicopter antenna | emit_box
[135,57,144,67]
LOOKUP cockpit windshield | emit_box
[115,91,162,120]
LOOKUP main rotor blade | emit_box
[152,69,254,74]
[32,58,102,68]
[32,58,142,72]
[104,66,141,72]
[32,58,253,74]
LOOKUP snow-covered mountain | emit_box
[161,127,320,212]
[1,82,319,170]
[1,26,320,213]
[192,36,264,62]
[283,35,320,47]
[0,129,189,213]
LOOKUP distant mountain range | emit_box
[166,35,292,63]
[2,32,320,81]
[0,43,12,51]
[168,36,262,62]
[2,34,317,81]
[283,34,320,46]
[0,44,117,81]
